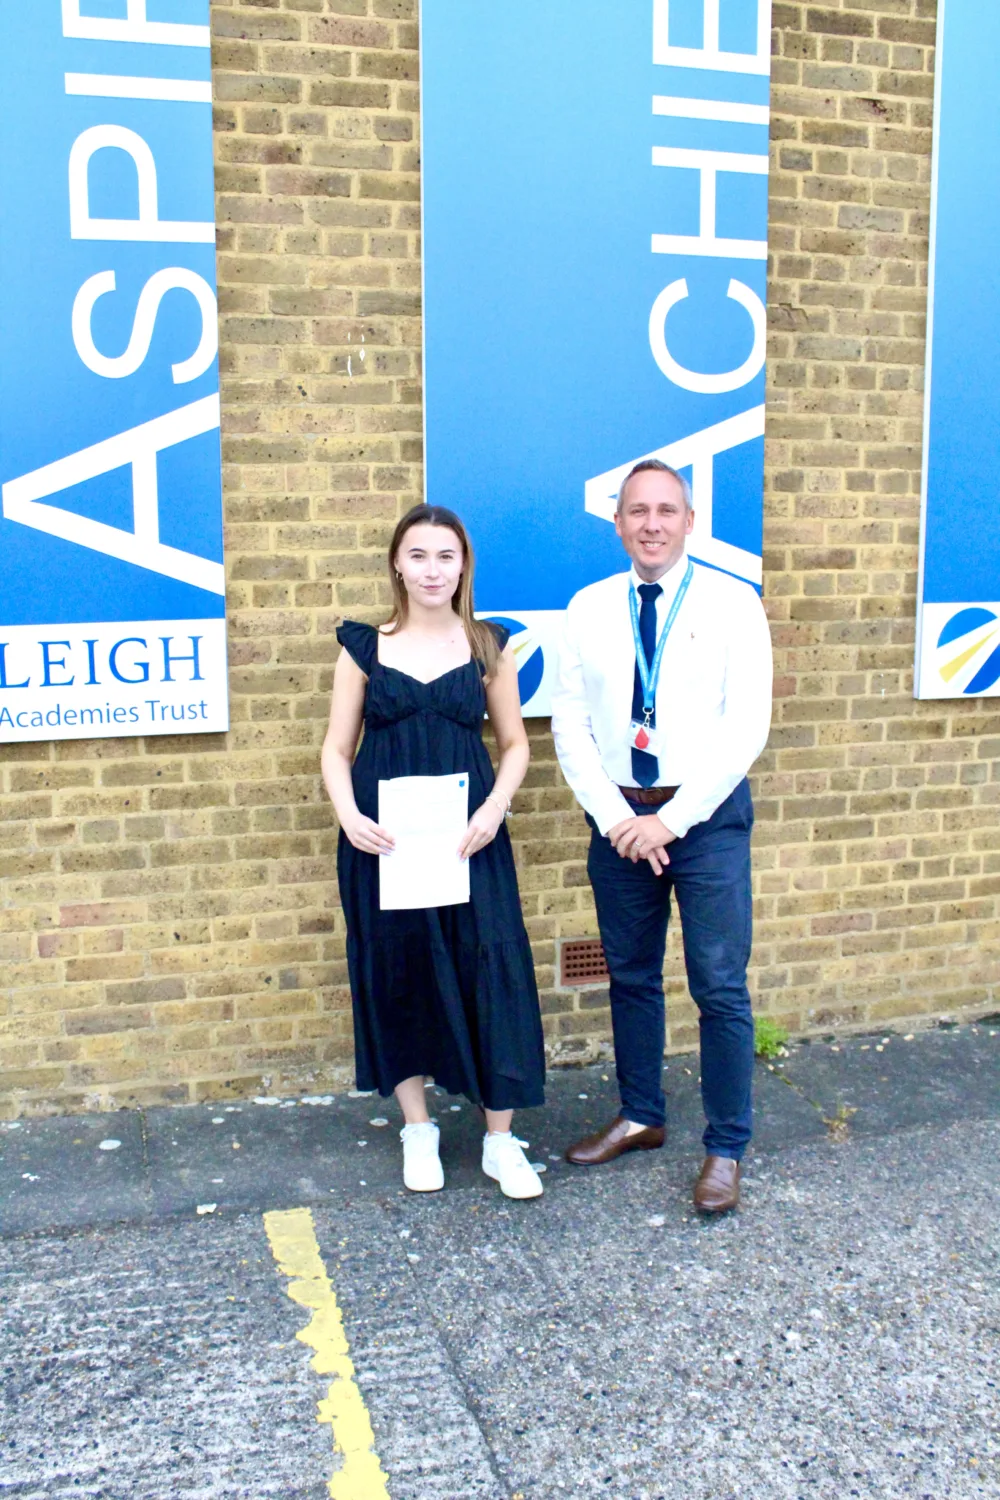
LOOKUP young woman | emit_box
[322,504,546,1198]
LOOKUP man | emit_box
[550,460,772,1213]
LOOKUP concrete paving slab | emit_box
[0,1213,331,1499]
[143,1093,400,1215]
[775,1023,1000,1138]
[744,1061,831,1153]
[374,1120,1000,1500]
[0,1111,149,1237]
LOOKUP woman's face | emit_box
[394,523,464,611]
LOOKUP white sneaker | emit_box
[400,1121,444,1192]
[482,1132,543,1200]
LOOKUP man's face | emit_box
[614,470,694,581]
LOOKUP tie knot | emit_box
[638,582,662,603]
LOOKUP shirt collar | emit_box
[628,548,689,600]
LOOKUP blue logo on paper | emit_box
[936,607,1000,694]
[485,617,544,706]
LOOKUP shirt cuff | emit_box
[658,798,691,840]
[594,787,636,837]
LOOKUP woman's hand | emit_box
[458,797,505,861]
[341,813,395,856]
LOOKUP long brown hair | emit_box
[383,504,503,678]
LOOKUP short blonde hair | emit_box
[617,459,692,513]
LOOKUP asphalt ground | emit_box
[1,1022,998,1500]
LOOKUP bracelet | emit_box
[487,790,512,818]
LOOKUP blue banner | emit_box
[0,1,227,742]
[916,0,1000,697]
[421,0,772,711]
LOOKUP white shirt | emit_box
[550,551,773,839]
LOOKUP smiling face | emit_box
[394,522,465,611]
[614,468,694,581]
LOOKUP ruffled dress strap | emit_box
[475,619,511,677]
[336,620,379,677]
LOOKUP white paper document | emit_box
[377,773,471,911]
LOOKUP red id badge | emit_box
[629,719,659,754]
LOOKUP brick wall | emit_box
[4,0,993,1120]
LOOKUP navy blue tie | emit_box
[631,581,662,789]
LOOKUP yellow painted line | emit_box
[941,628,997,682]
[263,1207,391,1500]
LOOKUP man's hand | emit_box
[607,815,677,876]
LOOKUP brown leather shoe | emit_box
[565,1115,665,1166]
[693,1155,741,1214]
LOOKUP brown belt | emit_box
[617,785,679,807]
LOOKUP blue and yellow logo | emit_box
[485,617,545,705]
[936,608,1000,694]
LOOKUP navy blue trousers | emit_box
[587,779,755,1160]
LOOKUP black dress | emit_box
[335,620,546,1111]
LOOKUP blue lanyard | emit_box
[629,560,694,723]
